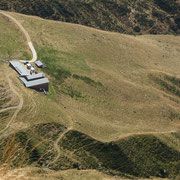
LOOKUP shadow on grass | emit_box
[0,123,180,178]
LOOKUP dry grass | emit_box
[0,14,31,60]
[0,11,180,179]
[0,11,179,141]
[0,132,52,180]
[0,167,174,180]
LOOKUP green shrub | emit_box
[72,74,103,87]
[175,17,180,29]
[154,0,179,14]
[60,130,180,178]
[152,8,166,20]
[149,74,180,97]
[134,26,141,32]
[61,85,84,100]
[118,4,131,16]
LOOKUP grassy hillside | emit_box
[0,123,180,178]
[0,14,31,132]
[0,12,180,179]
[0,0,180,35]
[0,14,30,60]
[7,12,180,140]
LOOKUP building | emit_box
[35,60,43,68]
[19,77,49,91]
[25,73,44,81]
[10,61,49,92]
[9,61,29,76]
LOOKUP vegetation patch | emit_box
[169,112,180,121]
[149,74,180,97]
[0,111,10,119]
[0,97,10,108]
[135,13,154,27]
[0,84,12,108]
[163,75,180,89]
[72,74,103,87]
[154,0,179,14]
[37,48,103,101]
[164,94,180,104]
[0,124,61,168]
[37,48,71,85]
[60,85,85,101]
[32,123,67,141]
[0,123,180,178]
[38,48,90,75]
[59,130,180,178]
[152,8,167,20]
[0,0,180,34]
[47,82,56,100]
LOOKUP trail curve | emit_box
[114,130,177,142]
[0,76,23,134]
[0,11,37,63]
[0,106,18,113]
[48,127,72,166]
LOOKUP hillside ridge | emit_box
[0,0,180,34]
[1,123,180,179]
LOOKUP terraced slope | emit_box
[0,0,180,34]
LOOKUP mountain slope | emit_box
[0,11,180,140]
[0,0,180,34]
[0,11,180,179]
[0,14,30,60]
[1,123,180,178]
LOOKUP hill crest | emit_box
[0,0,180,35]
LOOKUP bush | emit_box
[72,74,103,87]
[118,4,131,16]
[155,0,179,14]
[134,26,141,32]
[152,8,166,20]
[135,13,154,27]
[175,17,180,29]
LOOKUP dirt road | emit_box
[48,127,72,166]
[0,76,23,134]
[0,11,37,63]
[0,106,18,113]
[114,130,177,142]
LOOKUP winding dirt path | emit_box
[0,76,23,134]
[0,106,18,113]
[114,130,177,142]
[48,127,72,166]
[0,11,37,63]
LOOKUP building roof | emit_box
[35,60,43,67]
[19,77,49,88]
[26,73,44,81]
[10,61,29,76]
